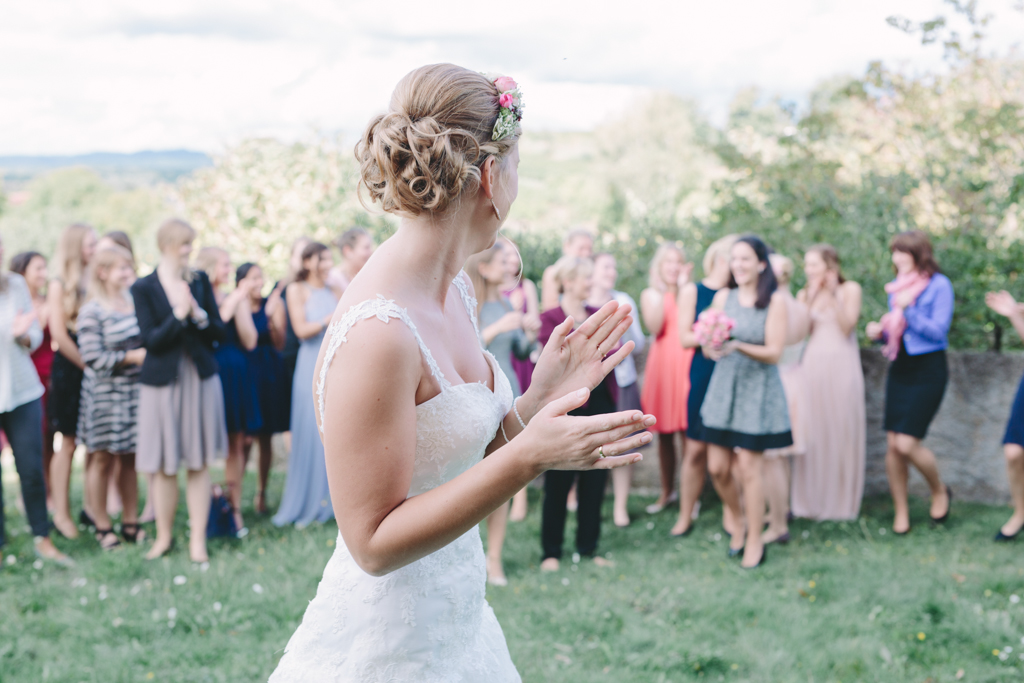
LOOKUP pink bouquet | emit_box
[693,309,735,349]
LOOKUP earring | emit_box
[490,199,502,221]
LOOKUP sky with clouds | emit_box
[1,0,1022,155]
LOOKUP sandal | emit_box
[95,528,121,551]
[79,509,96,530]
[121,522,147,544]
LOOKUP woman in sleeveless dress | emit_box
[47,223,97,539]
[465,241,537,585]
[272,242,340,528]
[9,251,55,503]
[639,243,695,514]
[986,289,1024,541]
[700,236,791,569]
[760,254,809,545]
[500,238,540,522]
[269,64,653,682]
[671,235,737,537]
[235,262,289,515]
[790,244,865,521]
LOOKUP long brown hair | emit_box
[465,242,505,315]
[806,243,846,284]
[54,223,95,322]
[890,230,941,276]
[296,242,329,282]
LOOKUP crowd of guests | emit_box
[4,220,1024,575]
[0,220,376,565]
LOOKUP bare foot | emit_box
[34,537,73,566]
[540,558,560,572]
[189,537,209,564]
[145,539,174,560]
[509,496,527,522]
[52,514,78,540]
[613,507,630,528]
[592,556,615,568]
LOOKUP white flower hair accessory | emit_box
[487,74,524,141]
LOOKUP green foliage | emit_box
[0,168,169,267]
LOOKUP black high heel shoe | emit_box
[930,486,952,526]
[670,524,694,538]
[79,509,96,530]
[728,544,744,558]
[121,522,147,544]
[742,544,767,570]
[995,529,1020,542]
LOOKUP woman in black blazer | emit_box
[132,218,228,563]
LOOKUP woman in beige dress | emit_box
[762,254,809,544]
[790,244,865,520]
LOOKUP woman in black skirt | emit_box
[986,289,1024,541]
[866,231,953,534]
[47,223,97,539]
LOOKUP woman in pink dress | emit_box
[790,244,865,521]
[640,243,695,513]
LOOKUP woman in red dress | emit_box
[640,243,695,514]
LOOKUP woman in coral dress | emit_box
[640,242,695,513]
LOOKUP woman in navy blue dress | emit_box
[986,289,1024,541]
[670,234,739,538]
[236,262,290,515]
[197,247,262,535]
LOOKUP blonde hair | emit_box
[87,246,134,305]
[54,223,95,323]
[648,242,686,291]
[563,228,595,250]
[464,242,505,315]
[156,218,196,253]
[769,253,794,287]
[702,234,738,275]
[356,63,520,218]
[195,247,229,284]
[551,256,594,289]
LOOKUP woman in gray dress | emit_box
[273,242,341,528]
[466,240,538,585]
[700,235,791,569]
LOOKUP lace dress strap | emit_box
[451,271,481,341]
[316,295,450,432]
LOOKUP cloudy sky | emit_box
[1,0,1022,155]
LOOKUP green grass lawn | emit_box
[3,469,1024,683]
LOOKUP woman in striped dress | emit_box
[78,246,147,550]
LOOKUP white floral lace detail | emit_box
[272,274,519,683]
[450,272,480,337]
[316,295,450,433]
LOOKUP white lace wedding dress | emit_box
[269,274,521,682]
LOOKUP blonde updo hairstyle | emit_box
[356,64,520,218]
[87,246,134,304]
[552,256,594,291]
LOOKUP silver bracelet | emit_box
[512,397,527,430]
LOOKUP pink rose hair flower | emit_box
[494,76,518,93]
[499,92,514,108]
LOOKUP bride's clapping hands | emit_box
[519,388,655,471]
[527,300,635,405]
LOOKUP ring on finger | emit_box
[598,445,606,459]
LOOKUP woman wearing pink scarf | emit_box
[866,231,954,535]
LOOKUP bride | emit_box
[269,63,655,682]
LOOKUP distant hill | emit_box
[0,150,212,187]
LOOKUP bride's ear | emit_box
[479,156,497,200]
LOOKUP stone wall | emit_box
[627,349,1024,505]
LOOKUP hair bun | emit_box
[356,64,519,218]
